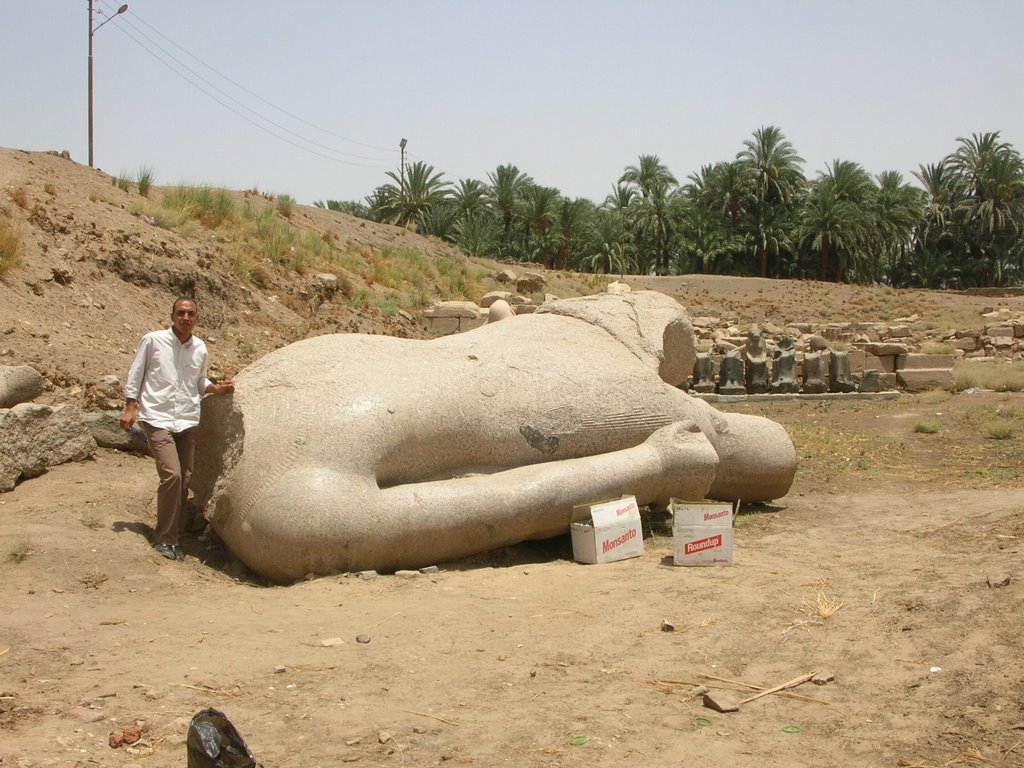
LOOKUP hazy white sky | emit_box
[4,1,1023,205]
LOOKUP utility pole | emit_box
[399,137,408,221]
[88,1,129,167]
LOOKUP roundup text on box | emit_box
[670,499,734,566]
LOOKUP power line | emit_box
[97,1,397,169]
[100,0,398,156]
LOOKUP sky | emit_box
[3,1,1023,206]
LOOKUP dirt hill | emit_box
[1,148,1023,768]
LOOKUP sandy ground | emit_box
[2,391,1023,768]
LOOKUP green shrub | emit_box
[987,422,1015,440]
[276,194,295,219]
[162,185,236,228]
[136,166,154,197]
[914,422,940,434]
[374,296,400,316]
[115,172,132,192]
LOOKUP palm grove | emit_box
[315,128,1024,289]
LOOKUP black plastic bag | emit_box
[186,708,257,768]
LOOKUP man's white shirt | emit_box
[125,328,212,432]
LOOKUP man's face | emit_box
[171,300,198,338]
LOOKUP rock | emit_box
[64,706,105,723]
[0,403,97,491]
[0,365,45,408]
[702,691,739,712]
[807,335,830,352]
[356,634,371,644]
[987,574,1011,588]
[357,570,378,580]
[422,301,482,320]
[480,291,518,308]
[896,368,956,393]
[273,665,287,673]
[859,342,910,356]
[314,273,338,292]
[418,565,440,574]
[84,410,133,450]
[494,269,518,285]
[394,569,420,578]
[661,620,676,632]
[516,271,546,293]
[811,671,835,685]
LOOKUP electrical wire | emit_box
[96,0,397,169]
[99,0,398,156]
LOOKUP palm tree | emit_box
[486,164,533,243]
[451,178,489,220]
[737,126,805,276]
[946,132,1024,285]
[518,184,561,266]
[555,198,593,270]
[794,181,865,282]
[382,160,451,230]
[633,181,681,275]
[453,215,499,259]
[619,154,677,199]
[603,184,637,274]
[868,171,925,285]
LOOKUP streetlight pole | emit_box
[88,0,128,168]
[399,137,407,204]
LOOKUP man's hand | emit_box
[207,380,235,396]
[119,400,138,432]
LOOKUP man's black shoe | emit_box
[172,545,185,561]
[153,542,177,560]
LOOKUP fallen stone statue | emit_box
[192,291,796,581]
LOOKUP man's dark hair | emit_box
[172,296,198,314]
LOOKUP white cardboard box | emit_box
[670,499,734,567]
[570,495,644,564]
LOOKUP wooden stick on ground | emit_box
[402,709,459,726]
[696,673,828,704]
[738,671,818,705]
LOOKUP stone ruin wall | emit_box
[422,273,1024,396]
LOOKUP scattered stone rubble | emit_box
[424,275,1024,399]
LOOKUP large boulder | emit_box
[0,403,96,491]
[0,365,45,408]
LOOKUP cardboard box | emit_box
[570,495,644,564]
[670,499,734,566]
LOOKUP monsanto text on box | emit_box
[570,495,644,564]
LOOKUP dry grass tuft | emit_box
[956,360,1024,392]
[805,590,845,619]
[0,213,21,275]
[9,538,35,563]
[79,570,109,589]
[9,186,29,209]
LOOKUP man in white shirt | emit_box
[120,297,234,561]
